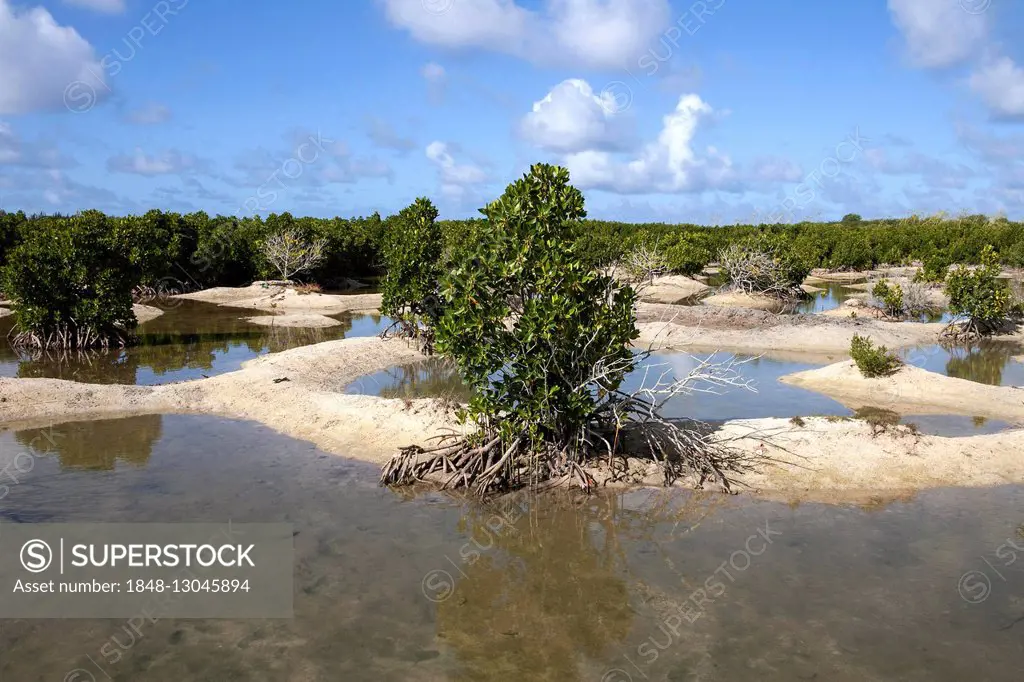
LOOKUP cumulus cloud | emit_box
[886,0,987,68]
[887,0,1024,120]
[381,0,671,70]
[107,149,206,176]
[519,79,631,153]
[564,94,738,194]
[63,0,125,14]
[0,0,108,114]
[968,55,1024,120]
[426,141,488,198]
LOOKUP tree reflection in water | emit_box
[435,490,730,681]
[14,415,162,470]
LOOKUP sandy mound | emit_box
[176,283,382,314]
[0,307,11,318]
[702,290,789,312]
[800,284,825,294]
[635,303,944,361]
[810,270,869,282]
[133,304,164,324]
[780,360,1024,422]
[638,275,709,304]
[245,313,343,328]
[1014,356,1024,363]
[715,417,1024,502]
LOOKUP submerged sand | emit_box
[133,304,165,324]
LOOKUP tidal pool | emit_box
[347,350,1015,436]
[0,415,1021,681]
[0,301,393,385]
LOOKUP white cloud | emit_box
[887,0,987,68]
[426,141,488,198]
[0,0,108,114]
[381,0,671,70]
[564,94,737,194]
[969,55,1024,119]
[63,0,125,14]
[520,79,629,153]
[107,148,205,176]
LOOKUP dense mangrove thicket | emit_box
[1,211,1023,295]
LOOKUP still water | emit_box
[347,348,1022,436]
[0,301,393,385]
[0,415,1021,681]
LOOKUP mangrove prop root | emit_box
[8,325,129,351]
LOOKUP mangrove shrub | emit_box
[380,197,444,344]
[2,211,144,348]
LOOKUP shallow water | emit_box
[794,280,962,324]
[0,301,393,385]
[904,341,1024,387]
[348,350,1016,436]
[0,415,1021,681]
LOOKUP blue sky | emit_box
[1,0,1023,223]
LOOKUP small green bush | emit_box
[871,279,904,318]
[914,255,949,284]
[944,245,1010,337]
[850,334,902,378]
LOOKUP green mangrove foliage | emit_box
[944,245,1013,340]
[2,210,1022,297]
[850,334,902,378]
[380,165,751,496]
[2,211,153,348]
[380,198,444,346]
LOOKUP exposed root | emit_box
[381,350,774,497]
[379,319,436,356]
[7,324,131,350]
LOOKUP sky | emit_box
[1,0,1023,224]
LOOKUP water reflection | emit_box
[11,416,161,470]
[908,341,1024,387]
[348,351,1012,436]
[0,301,393,385]
[437,500,635,681]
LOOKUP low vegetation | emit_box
[850,334,902,378]
[943,245,1013,341]
[719,233,810,300]
[869,278,937,319]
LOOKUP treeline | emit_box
[1,210,1022,291]
[0,209,384,290]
